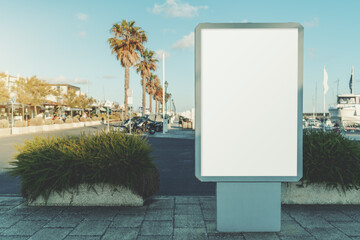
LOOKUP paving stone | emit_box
[147,199,174,209]
[175,204,201,215]
[0,197,24,206]
[111,214,144,227]
[243,232,280,240]
[207,232,245,240]
[116,206,147,215]
[140,221,173,236]
[102,228,139,240]
[0,206,15,214]
[6,205,39,216]
[145,209,173,221]
[137,236,171,240]
[320,210,354,222]
[0,214,25,228]
[279,237,315,240]
[331,221,360,236]
[70,220,110,236]
[200,201,216,210]
[203,209,216,221]
[173,227,207,240]
[175,196,199,204]
[44,213,84,228]
[64,236,101,240]
[79,208,117,220]
[307,227,352,240]
[294,216,333,229]
[0,237,30,240]
[29,228,72,240]
[278,220,311,237]
[24,207,62,221]
[175,214,205,228]
[205,220,217,234]
[1,220,47,236]
[281,212,292,221]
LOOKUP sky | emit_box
[0,0,360,113]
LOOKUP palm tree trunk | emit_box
[149,94,152,114]
[124,66,130,119]
[142,76,146,116]
[34,105,37,117]
[155,100,157,115]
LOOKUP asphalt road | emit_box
[0,125,215,196]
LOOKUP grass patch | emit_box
[9,130,159,202]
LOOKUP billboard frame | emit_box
[195,23,304,182]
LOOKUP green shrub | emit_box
[0,119,9,128]
[303,130,360,191]
[9,130,159,202]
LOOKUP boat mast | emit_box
[352,66,355,95]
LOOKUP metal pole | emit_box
[107,107,109,132]
[11,102,14,135]
[162,52,166,134]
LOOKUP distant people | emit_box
[52,115,57,120]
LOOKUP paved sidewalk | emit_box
[1,196,360,240]
[149,124,195,140]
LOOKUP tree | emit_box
[108,20,147,119]
[13,77,32,120]
[154,85,163,115]
[77,94,94,116]
[26,76,53,116]
[136,49,157,116]
[146,74,158,114]
[63,88,79,117]
[0,72,9,104]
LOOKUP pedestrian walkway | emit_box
[1,195,360,239]
[149,124,195,140]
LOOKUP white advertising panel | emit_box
[195,23,303,182]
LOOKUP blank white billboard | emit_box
[195,23,303,181]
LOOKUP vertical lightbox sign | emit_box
[195,23,304,182]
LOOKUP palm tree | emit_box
[146,74,159,114]
[154,85,163,115]
[108,20,147,119]
[135,49,158,116]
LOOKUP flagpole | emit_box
[323,66,326,130]
[352,66,355,94]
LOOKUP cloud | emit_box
[172,32,194,49]
[77,31,87,38]
[103,75,117,79]
[150,0,208,18]
[304,17,319,28]
[77,13,88,21]
[155,49,170,59]
[43,75,89,85]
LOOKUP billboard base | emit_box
[216,182,281,232]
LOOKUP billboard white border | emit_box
[195,23,304,182]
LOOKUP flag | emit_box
[323,66,328,94]
[350,75,353,94]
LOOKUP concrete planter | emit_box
[282,182,360,204]
[28,184,144,206]
[0,128,11,137]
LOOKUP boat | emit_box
[328,67,360,127]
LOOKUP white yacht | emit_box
[329,94,360,127]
